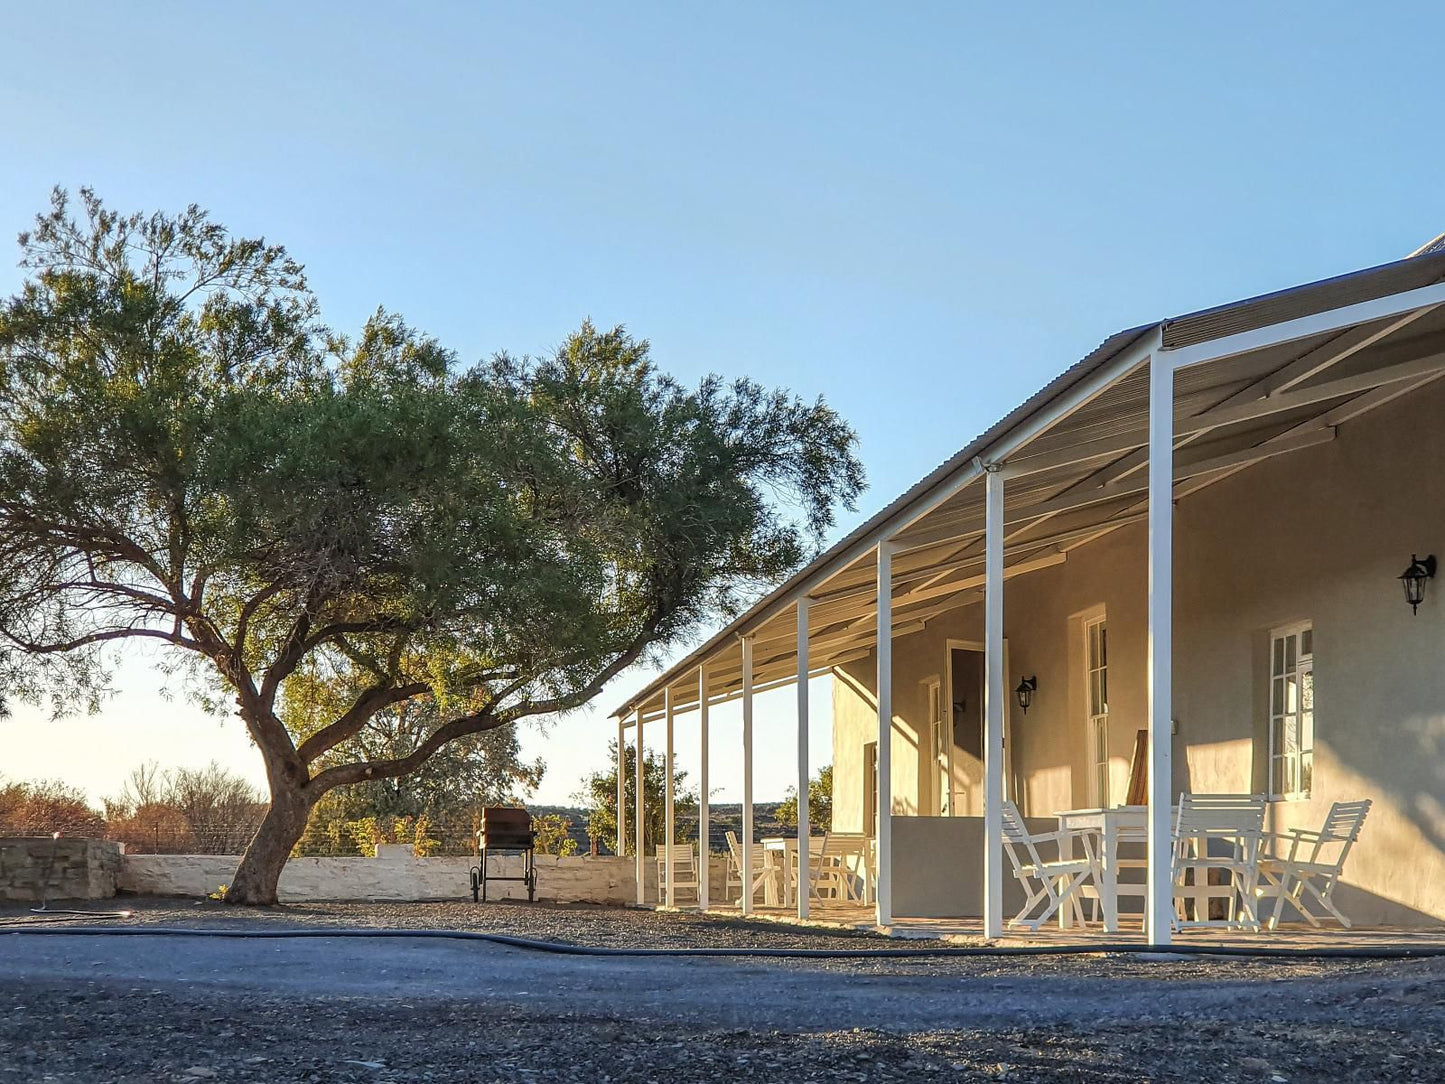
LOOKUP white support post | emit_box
[741,635,755,916]
[698,663,710,912]
[1146,353,1175,946]
[664,687,676,908]
[983,464,1005,940]
[634,706,646,906]
[616,715,627,857]
[876,540,894,927]
[796,596,811,921]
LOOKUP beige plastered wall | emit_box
[833,380,1445,925]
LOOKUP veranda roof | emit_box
[613,245,1445,724]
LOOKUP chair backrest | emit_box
[1173,793,1265,859]
[1001,800,1048,873]
[1174,793,1266,831]
[1306,799,1371,874]
[724,831,742,865]
[1320,799,1371,843]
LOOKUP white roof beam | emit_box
[1162,281,1445,370]
[1182,351,1445,432]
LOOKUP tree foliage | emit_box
[103,761,266,854]
[0,777,105,836]
[577,739,697,855]
[775,764,833,830]
[0,189,863,902]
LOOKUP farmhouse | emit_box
[613,235,1445,937]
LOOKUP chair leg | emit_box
[1306,879,1351,928]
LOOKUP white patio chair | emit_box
[1002,801,1096,931]
[723,830,774,906]
[654,844,701,904]
[792,834,869,905]
[1171,793,1266,931]
[1255,799,1371,929]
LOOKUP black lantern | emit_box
[1400,554,1436,615]
[1015,676,1037,715]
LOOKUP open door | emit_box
[947,639,1013,816]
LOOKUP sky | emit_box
[2,3,1442,808]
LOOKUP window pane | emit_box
[1285,673,1299,715]
[1098,625,1108,667]
[1301,752,1313,794]
[1301,668,1313,713]
[1301,710,1313,754]
[1301,628,1313,657]
[1271,757,1284,796]
[1099,667,1108,714]
[1285,634,1297,672]
[1272,677,1285,716]
[1273,638,1284,676]
[1090,672,1102,717]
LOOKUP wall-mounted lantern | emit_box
[1400,554,1436,615]
[1015,675,1037,715]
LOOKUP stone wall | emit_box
[0,837,123,902]
[117,846,737,905]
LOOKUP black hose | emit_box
[4,924,1444,960]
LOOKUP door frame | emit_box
[945,637,1010,813]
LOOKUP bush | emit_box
[533,813,578,856]
[0,778,106,837]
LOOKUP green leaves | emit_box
[0,189,865,799]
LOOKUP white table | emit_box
[1055,806,1150,933]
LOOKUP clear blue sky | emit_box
[3,3,1441,806]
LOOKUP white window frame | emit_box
[923,676,947,816]
[1268,621,1314,801]
[1083,611,1109,808]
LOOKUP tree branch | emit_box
[295,680,431,766]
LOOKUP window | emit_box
[1269,623,1314,799]
[925,677,948,816]
[863,742,879,838]
[1085,615,1109,806]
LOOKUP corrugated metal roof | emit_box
[1161,249,1445,349]
[611,242,1445,719]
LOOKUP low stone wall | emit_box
[119,845,664,904]
[0,837,123,902]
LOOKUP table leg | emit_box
[1102,823,1119,933]
[1058,828,1074,929]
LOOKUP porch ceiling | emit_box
[616,249,1445,725]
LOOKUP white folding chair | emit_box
[1172,793,1266,931]
[723,830,773,906]
[1002,801,1096,931]
[793,833,869,904]
[1256,800,1371,929]
[654,844,701,904]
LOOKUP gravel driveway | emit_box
[2,899,1442,1082]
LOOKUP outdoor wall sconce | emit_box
[1015,676,1037,715]
[1400,554,1436,615]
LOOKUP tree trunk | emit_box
[225,779,312,906]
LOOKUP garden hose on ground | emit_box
[3,924,1444,960]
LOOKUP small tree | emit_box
[776,764,833,831]
[578,739,697,855]
[532,813,579,856]
[0,190,863,903]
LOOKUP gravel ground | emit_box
[2,899,1443,1082]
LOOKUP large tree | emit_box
[0,190,864,903]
